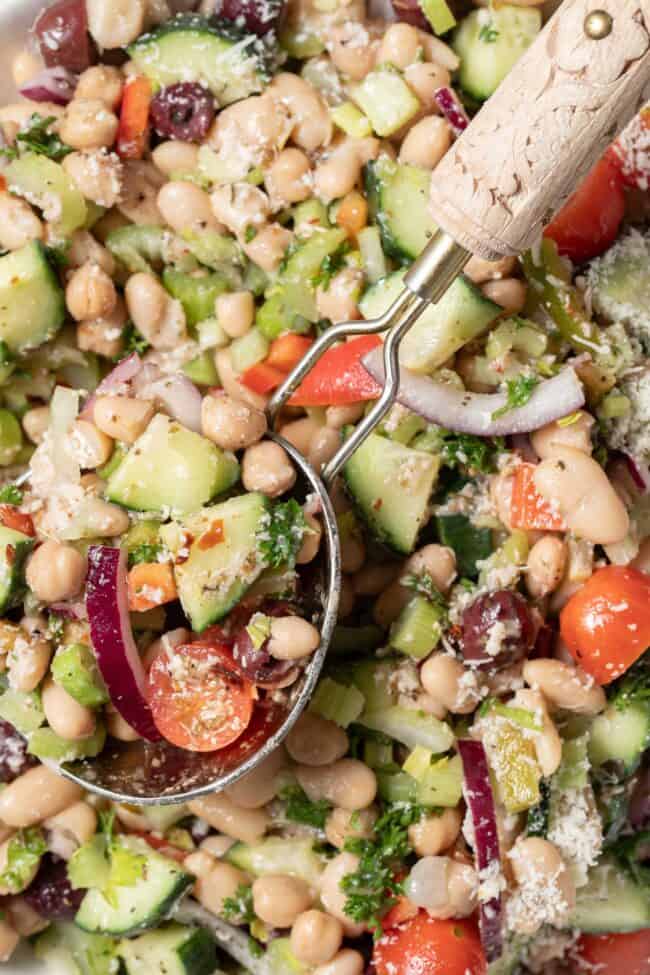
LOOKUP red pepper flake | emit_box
[198,519,225,550]
[6,544,15,567]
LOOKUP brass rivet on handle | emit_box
[584,9,613,39]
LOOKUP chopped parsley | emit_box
[222,883,256,924]
[121,324,151,357]
[280,784,331,829]
[311,244,350,291]
[244,225,258,243]
[478,22,500,42]
[258,499,306,569]
[0,484,22,505]
[1,114,72,162]
[492,374,539,420]
[440,430,504,473]
[342,802,424,936]
[402,570,448,615]
[609,652,650,712]
[128,543,164,568]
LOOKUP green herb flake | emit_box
[0,828,46,893]
[280,784,331,829]
[0,484,22,505]
[440,430,504,474]
[121,324,151,358]
[1,114,72,162]
[244,225,258,243]
[492,374,539,420]
[311,243,350,291]
[127,543,164,568]
[257,499,306,570]
[222,883,256,924]
[478,22,499,42]
[402,571,448,616]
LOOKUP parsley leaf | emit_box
[0,484,22,505]
[492,374,539,420]
[402,571,448,615]
[440,431,504,473]
[1,114,72,162]
[0,828,46,893]
[280,784,331,829]
[128,543,163,568]
[244,225,258,243]
[121,324,151,357]
[608,651,650,712]
[222,883,256,924]
[311,243,350,291]
[257,499,306,569]
[342,802,424,936]
[478,23,499,42]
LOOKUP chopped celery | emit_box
[358,226,387,284]
[264,938,309,975]
[350,660,397,711]
[28,722,106,762]
[419,0,456,34]
[278,26,325,58]
[162,268,229,328]
[598,392,631,420]
[403,744,433,781]
[292,199,330,232]
[358,706,454,752]
[229,329,269,374]
[182,351,220,386]
[379,407,426,445]
[309,677,365,728]
[377,770,418,803]
[389,595,444,659]
[330,101,372,138]
[485,318,548,361]
[197,145,249,185]
[363,738,394,769]
[416,755,463,807]
[555,735,590,791]
[481,698,542,732]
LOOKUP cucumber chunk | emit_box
[0,524,34,612]
[227,837,325,887]
[570,858,650,933]
[390,595,444,659]
[436,513,493,579]
[453,6,541,101]
[28,722,106,762]
[51,643,108,709]
[106,415,240,515]
[365,158,437,262]
[350,68,420,136]
[360,270,500,374]
[161,492,270,631]
[0,242,65,353]
[34,923,117,975]
[128,16,268,106]
[75,837,192,936]
[344,431,439,554]
[588,703,650,770]
[118,923,217,975]
[6,153,87,237]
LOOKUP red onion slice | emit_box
[86,545,161,742]
[20,67,78,105]
[362,349,585,437]
[434,86,469,136]
[625,453,650,493]
[133,365,203,433]
[80,353,143,420]
[458,738,502,963]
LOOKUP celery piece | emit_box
[350,660,397,711]
[485,318,548,362]
[292,199,330,232]
[197,145,249,185]
[377,770,419,803]
[479,530,528,587]
[419,0,456,34]
[379,408,426,446]
[359,706,454,753]
[182,351,220,386]
[229,329,270,375]
[417,755,463,807]
[389,595,444,659]
[330,101,372,138]
[196,317,229,350]
[28,723,106,762]
[482,699,541,732]
[309,677,365,728]
[350,69,420,137]
[403,744,434,781]
[363,738,393,770]
[555,734,590,791]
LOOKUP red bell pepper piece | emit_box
[116,76,152,161]
[510,463,566,532]
[240,362,287,395]
[266,334,314,372]
[289,335,382,407]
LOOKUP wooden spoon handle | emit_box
[429,0,650,259]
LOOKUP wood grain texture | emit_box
[429,0,650,259]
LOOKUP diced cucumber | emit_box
[420,0,456,34]
[162,268,229,328]
[183,351,220,386]
[51,643,108,709]
[107,415,240,515]
[128,15,268,106]
[588,703,650,770]
[330,102,372,138]
[350,659,396,711]
[227,837,325,888]
[6,153,87,237]
[344,431,439,554]
[34,923,117,975]
[309,677,365,728]
[436,513,493,579]
[118,923,217,975]
[229,328,270,374]
[28,723,106,762]
[453,5,542,101]
[75,837,192,936]
[588,230,650,338]
[365,158,436,262]
[360,270,501,373]
[264,938,309,975]
[390,595,444,659]
[0,242,65,353]
[0,688,44,735]
[0,524,34,612]
[105,226,167,274]
[570,858,650,933]
[350,68,420,137]
[160,493,269,631]
[358,706,454,752]
[282,227,347,281]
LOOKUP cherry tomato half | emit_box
[560,565,650,684]
[373,914,487,975]
[146,641,255,751]
[576,931,650,975]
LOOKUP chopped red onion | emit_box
[79,353,143,420]
[434,86,469,137]
[20,67,77,105]
[509,433,538,464]
[86,545,161,742]
[625,453,650,493]
[133,365,203,433]
[458,739,502,963]
[362,349,585,437]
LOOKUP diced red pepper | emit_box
[0,506,35,537]
[116,76,152,161]
[240,362,287,395]
[510,463,566,532]
[289,335,382,407]
[266,334,314,372]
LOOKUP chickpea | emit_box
[325,806,377,850]
[265,149,312,206]
[63,150,123,208]
[67,231,114,276]
[268,616,320,661]
[314,950,365,975]
[297,758,377,810]
[194,862,249,917]
[77,297,128,360]
[124,273,187,350]
[70,420,114,469]
[481,278,528,314]
[280,417,323,455]
[59,100,119,151]
[243,223,293,273]
[526,536,568,599]
[417,32,459,70]
[0,767,83,828]
[531,411,594,459]
[296,512,322,565]
[184,850,216,879]
[269,73,332,152]
[152,140,200,176]
[399,116,451,169]
[522,658,606,716]
[75,66,123,109]
[93,395,154,444]
[308,426,342,475]
[319,852,366,936]
[26,540,86,604]
[215,348,268,411]
[157,181,220,236]
[533,446,629,544]
[420,652,478,714]
[224,747,286,809]
[66,262,117,323]
[86,0,146,48]
[514,688,562,777]
[464,254,518,285]
[187,794,270,844]
[291,910,343,966]
[253,874,313,928]
[329,28,376,81]
[118,160,166,225]
[22,406,50,445]
[509,837,575,928]
[325,404,363,432]
[0,193,43,251]
[216,291,255,339]
[201,392,267,451]
[285,712,348,766]
[211,184,271,237]
[7,634,52,694]
[210,94,291,164]
[408,807,462,857]
[316,267,363,323]
[377,23,422,68]
[373,578,411,627]
[404,61,451,112]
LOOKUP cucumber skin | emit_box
[0,242,65,354]
[75,870,192,937]
[0,526,34,613]
[365,160,432,264]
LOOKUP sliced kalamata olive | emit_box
[0,718,37,784]
[232,626,296,685]
[219,0,286,35]
[461,590,536,670]
[33,0,97,74]
[390,0,428,31]
[150,83,216,143]
[24,856,85,920]
[629,765,650,830]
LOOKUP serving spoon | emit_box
[0,1,649,811]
